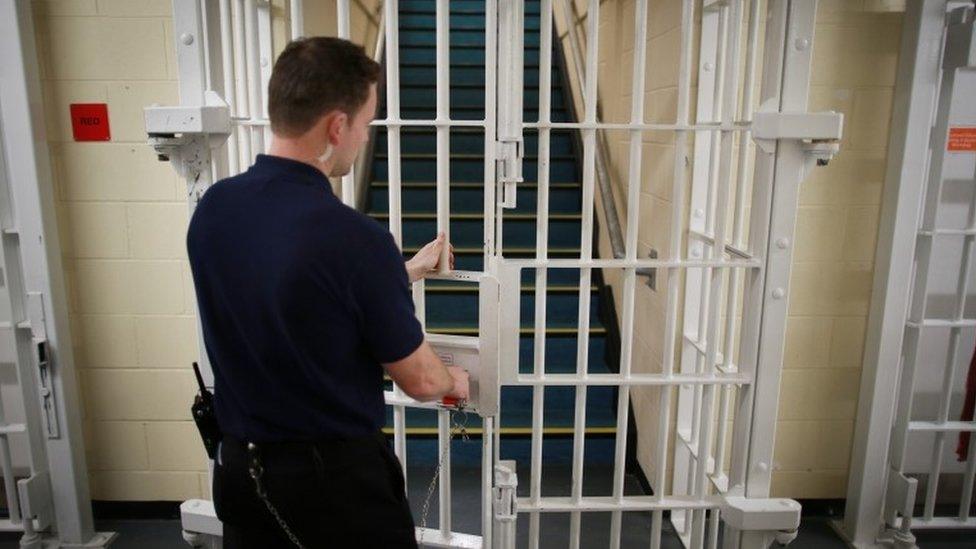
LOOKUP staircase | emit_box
[372,0,618,466]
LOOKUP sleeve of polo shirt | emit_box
[351,230,426,363]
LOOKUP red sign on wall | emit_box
[70,103,110,141]
[948,126,976,152]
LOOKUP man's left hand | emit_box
[406,232,455,283]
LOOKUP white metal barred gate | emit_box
[153,1,842,547]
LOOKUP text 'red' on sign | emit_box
[947,126,976,152]
[70,103,110,141]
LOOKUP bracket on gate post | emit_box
[752,105,844,179]
[145,90,231,200]
[495,0,524,209]
[18,292,61,440]
[721,495,801,546]
[492,460,518,549]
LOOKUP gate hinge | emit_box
[882,467,918,529]
[495,139,524,209]
[721,495,801,545]
[145,90,231,193]
[751,108,844,166]
[33,338,60,439]
[492,459,518,546]
[17,470,53,531]
[21,292,61,439]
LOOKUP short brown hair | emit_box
[267,37,381,137]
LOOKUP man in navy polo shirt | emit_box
[186,37,468,548]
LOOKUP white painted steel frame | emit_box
[0,1,113,546]
[167,1,827,548]
[843,3,976,545]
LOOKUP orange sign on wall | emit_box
[948,126,976,152]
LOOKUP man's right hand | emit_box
[446,366,470,401]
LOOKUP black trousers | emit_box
[213,432,418,549]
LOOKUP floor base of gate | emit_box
[14,531,119,549]
[180,499,484,549]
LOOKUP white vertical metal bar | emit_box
[338,0,356,206]
[436,0,451,270]
[482,416,494,548]
[0,433,20,524]
[654,2,694,546]
[337,0,350,38]
[696,1,741,546]
[438,409,452,535]
[384,0,407,472]
[289,0,303,40]
[244,0,265,155]
[608,1,648,547]
[690,2,729,464]
[569,1,600,546]
[255,0,272,121]
[529,0,553,547]
[483,0,498,263]
[232,0,252,167]
[434,0,452,534]
[219,0,240,176]
[713,3,761,508]
[960,435,976,521]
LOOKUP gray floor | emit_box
[0,467,971,548]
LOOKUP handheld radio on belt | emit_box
[190,362,222,460]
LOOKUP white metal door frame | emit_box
[0,1,115,547]
[498,1,840,548]
[842,2,976,546]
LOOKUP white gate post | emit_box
[726,0,832,547]
[0,1,114,546]
[840,2,948,547]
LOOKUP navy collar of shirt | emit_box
[251,154,334,194]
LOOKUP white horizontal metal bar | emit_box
[517,495,721,513]
[908,421,976,432]
[512,373,751,386]
[384,391,453,410]
[374,119,487,128]
[0,520,25,532]
[523,121,750,131]
[906,318,976,329]
[687,228,754,260]
[503,258,762,269]
[0,424,26,435]
[894,516,976,530]
[232,117,489,129]
[918,228,976,236]
[414,528,483,548]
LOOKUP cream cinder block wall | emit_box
[32,0,380,501]
[557,0,904,499]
